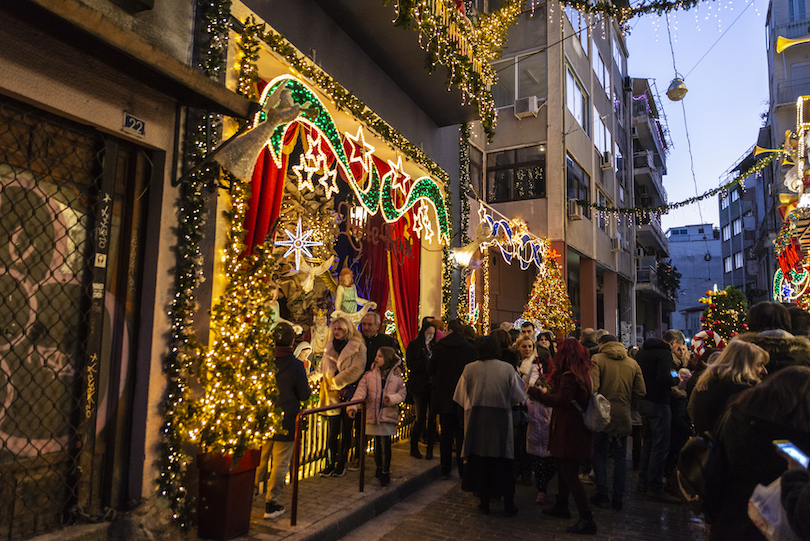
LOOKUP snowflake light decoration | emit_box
[276,217,324,271]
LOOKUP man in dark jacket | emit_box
[428,318,476,479]
[636,330,680,503]
[361,312,400,371]
[262,323,311,519]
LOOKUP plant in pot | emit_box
[187,178,283,541]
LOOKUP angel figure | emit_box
[285,255,335,293]
[331,268,376,325]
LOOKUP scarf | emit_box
[333,338,348,354]
[275,345,294,358]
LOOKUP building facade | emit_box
[667,224,723,342]
[477,4,637,343]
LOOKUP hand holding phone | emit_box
[670,370,678,378]
[773,440,810,469]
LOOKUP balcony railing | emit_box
[774,18,810,39]
[777,77,810,105]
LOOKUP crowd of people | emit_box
[260,302,810,540]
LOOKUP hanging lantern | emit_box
[666,77,688,101]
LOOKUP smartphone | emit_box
[773,440,810,468]
[670,370,678,378]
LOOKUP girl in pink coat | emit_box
[527,376,556,504]
[348,346,406,486]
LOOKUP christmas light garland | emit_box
[456,123,472,322]
[157,0,232,528]
[578,150,779,216]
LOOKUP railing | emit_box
[425,0,483,77]
[777,77,810,105]
[774,18,810,39]
[290,400,367,526]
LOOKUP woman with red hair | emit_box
[527,338,597,535]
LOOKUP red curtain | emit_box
[387,213,420,350]
[243,125,299,253]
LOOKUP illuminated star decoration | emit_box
[387,156,411,198]
[477,203,489,224]
[344,126,375,174]
[293,129,338,194]
[275,217,324,271]
[412,201,435,243]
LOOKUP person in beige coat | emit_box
[589,337,646,510]
[319,316,367,477]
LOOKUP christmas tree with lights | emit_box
[186,177,283,457]
[699,286,749,342]
[521,258,576,337]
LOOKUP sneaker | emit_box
[348,459,360,471]
[319,464,336,477]
[647,491,682,504]
[264,502,285,519]
[535,492,546,504]
[589,493,610,508]
[331,465,347,477]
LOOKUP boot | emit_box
[425,446,433,460]
[410,442,423,459]
[380,471,391,486]
[566,517,597,535]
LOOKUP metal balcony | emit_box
[636,265,670,301]
[636,216,670,255]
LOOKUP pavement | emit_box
[189,440,707,541]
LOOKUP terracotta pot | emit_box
[196,449,261,541]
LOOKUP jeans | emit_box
[261,440,295,503]
[374,435,392,472]
[439,406,464,476]
[592,432,628,502]
[326,411,351,468]
[639,400,671,493]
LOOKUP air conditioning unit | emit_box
[623,76,632,92]
[611,236,622,252]
[568,198,582,220]
[600,150,613,170]
[514,96,542,119]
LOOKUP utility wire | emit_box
[683,0,756,80]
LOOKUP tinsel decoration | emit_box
[698,286,748,342]
[579,150,779,216]
[157,0,232,529]
[520,258,576,337]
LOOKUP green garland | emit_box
[456,123,472,323]
[579,150,779,215]
[245,22,450,187]
[157,0,231,529]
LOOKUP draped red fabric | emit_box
[243,125,298,253]
[364,212,391,317]
[388,212,420,348]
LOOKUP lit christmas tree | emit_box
[186,175,283,457]
[521,258,576,337]
[699,286,749,342]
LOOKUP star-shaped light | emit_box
[275,218,323,271]
[477,203,490,224]
[386,156,411,197]
[292,157,319,192]
[412,202,434,243]
[318,167,340,198]
[344,126,375,173]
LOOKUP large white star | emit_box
[275,218,324,271]
[344,126,375,174]
[386,156,411,198]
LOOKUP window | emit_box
[722,224,731,241]
[721,195,730,210]
[733,218,742,236]
[486,145,546,203]
[790,0,806,22]
[470,145,483,199]
[564,6,589,54]
[592,105,607,155]
[492,51,547,108]
[731,189,740,202]
[724,256,732,273]
[594,52,608,93]
[567,154,590,218]
[614,86,624,126]
[619,184,625,203]
[597,191,608,232]
[734,251,744,269]
[613,35,626,78]
[566,66,589,134]
[698,228,704,233]
[616,145,625,186]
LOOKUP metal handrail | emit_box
[290,399,367,526]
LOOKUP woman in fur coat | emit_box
[319,316,367,477]
[348,347,406,486]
